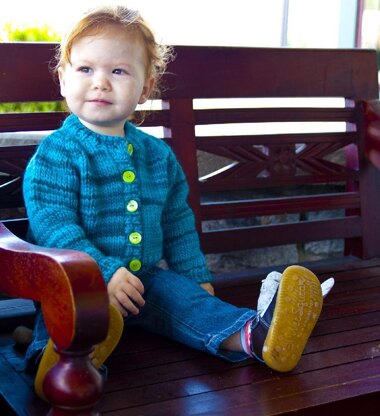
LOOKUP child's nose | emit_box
[92,73,111,91]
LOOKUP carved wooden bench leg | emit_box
[0,223,109,414]
[45,347,104,415]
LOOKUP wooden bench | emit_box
[1,43,380,415]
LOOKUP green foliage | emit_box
[0,101,65,113]
[0,22,61,42]
[365,0,380,10]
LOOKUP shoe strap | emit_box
[249,315,268,362]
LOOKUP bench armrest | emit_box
[0,222,109,412]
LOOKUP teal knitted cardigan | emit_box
[23,114,212,284]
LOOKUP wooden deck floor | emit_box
[1,258,380,415]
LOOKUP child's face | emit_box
[58,25,154,136]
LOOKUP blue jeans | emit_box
[25,267,256,371]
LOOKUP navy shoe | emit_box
[250,265,323,372]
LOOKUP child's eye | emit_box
[113,68,128,75]
[78,66,91,73]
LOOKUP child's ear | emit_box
[138,76,155,104]
[57,67,67,98]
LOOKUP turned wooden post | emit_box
[45,348,104,415]
[0,223,109,414]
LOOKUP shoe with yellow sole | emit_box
[250,265,323,372]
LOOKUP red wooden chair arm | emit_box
[0,222,109,413]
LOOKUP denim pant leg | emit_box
[128,268,256,362]
[24,305,49,373]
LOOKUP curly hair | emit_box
[55,5,173,101]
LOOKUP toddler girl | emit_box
[23,5,327,400]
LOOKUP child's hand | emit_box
[107,267,145,317]
[200,282,215,296]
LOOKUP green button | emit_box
[129,259,142,272]
[127,143,134,156]
[127,200,138,212]
[129,232,142,244]
[122,171,135,183]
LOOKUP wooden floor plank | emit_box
[0,355,48,416]
[101,358,380,415]
[321,298,380,320]
[99,326,380,413]
[305,324,380,353]
[100,261,380,414]
[104,320,380,387]
[0,299,36,333]
[313,310,380,336]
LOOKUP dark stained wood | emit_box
[2,44,380,258]
[163,47,378,99]
[201,193,361,220]
[0,224,109,413]
[0,113,66,133]
[1,45,378,101]
[162,99,202,232]
[0,43,59,103]
[1,257,380,415]
[92,257,380,415]
[0,146,37,210]
[201,216,362,254]
[194,107,358,124]
[0,224,109,349]
[0,354,50,416]
[1,43,380,414]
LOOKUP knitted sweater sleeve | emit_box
[161,151,212,284]
[23,137,124,283]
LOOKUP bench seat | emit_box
[1,256,380,415]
